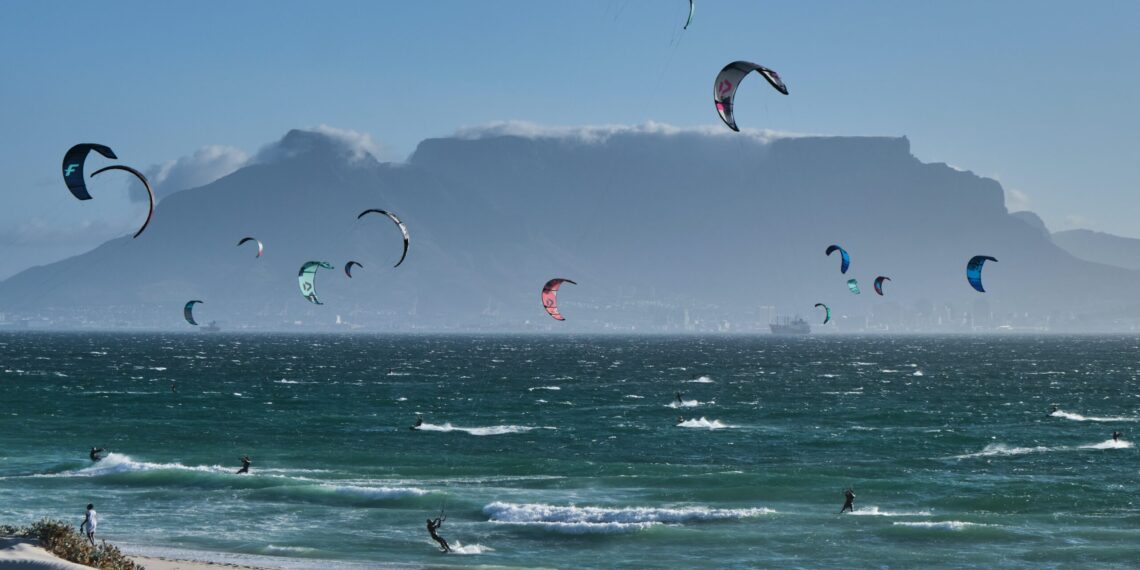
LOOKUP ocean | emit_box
[1,333,1137,569]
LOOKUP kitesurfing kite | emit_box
[90,165,155,239]
[847,279,861,295]
[298,261,334,305]
[356,209,409,267]
[714,61,788,132]
[683,0,694,29]
[814,303,831,324]
[826,245,850,274]
[541,278,576,321]
[184,300,203,326]
[873,276,891,296]
[237,237,263,258]
[62,144,117,200]
[966,255,997,293]
[344,261,362,278]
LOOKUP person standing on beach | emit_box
[80,504,97,546]
[89,447,104,462]
[426,515,450,552]
[839,488,856,514]
[236,455,251,474]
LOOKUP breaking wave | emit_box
[484,502,773,533]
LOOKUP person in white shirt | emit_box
[80,504,97,546]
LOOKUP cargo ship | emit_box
[769,316,810,335]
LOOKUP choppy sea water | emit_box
[1,333,1138,569]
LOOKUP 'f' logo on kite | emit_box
[64,164,79,177]
[718,80,732,96]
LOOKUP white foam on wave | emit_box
[415,422,541,436]
[686,376,714,383]
[449,542,493,555]
[321,484,430,498]
[484,501,772,533]
[1051,410,1138,422]
[849,506,932,517]
[677,417,732,429]
[912,370,924,377]
[951,444,1051,459]
[893,521,988,531]
[265,545,317,554]
[953,439,1132,459]
[1079,439,1133,450]
[667,399,705,408]
[528,386,561,391]
[623,394,644,399]
[71,453,232,477]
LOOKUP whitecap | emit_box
[484,501,772,534]
[676,417,732,429]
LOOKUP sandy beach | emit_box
[127,556,280,570]
[0,538,280,570]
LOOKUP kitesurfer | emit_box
[1113,431,1122,442]
[677,416,685,425]
[1049,405,1058,416]
[426,515,450,552]
[675,392,684,404]
[236,455,251,474]
[411,417,423,430]
[839,488,856,514]
[89,447,104,462]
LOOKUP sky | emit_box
[2,0,1138,280]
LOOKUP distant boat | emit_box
[770,316,810,335]
[201,321,221,333]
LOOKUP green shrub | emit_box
[13,519,145,570]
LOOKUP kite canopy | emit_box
[237,237,263,258]
[714,61,788,132]
[62,143,117,201]
[184,300,203,326]
[967,256,997,293]
[683,0,694,29]
[814,303,831,324]
[90,165,155,239]
[847,279,861,295]
[298,261,334,305]
[873,276,891,296]
[357,209,409,267]
[826,245,850,274]
[541,278,577,321]
[344,261,363,278]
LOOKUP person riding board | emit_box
[1113,431,1123,442]
[839,488,856,514]
[426,515,450,552]
[411,416,423,430]
[89,447,104,462]
[236,455,251,474]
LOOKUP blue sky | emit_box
[2,0,1138,279]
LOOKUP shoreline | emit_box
[128,555,283,570]
[1,537,288,570]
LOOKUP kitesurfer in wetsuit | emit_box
[677,416,685,425]
[236,455,251,474]
[839,488,856,514]
[411,417,423,430]
[426,515,450,552]
[89,447,104,462]
[1049,405,1058,416]
[1113,431,1123,442]
[675,392,684,404]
